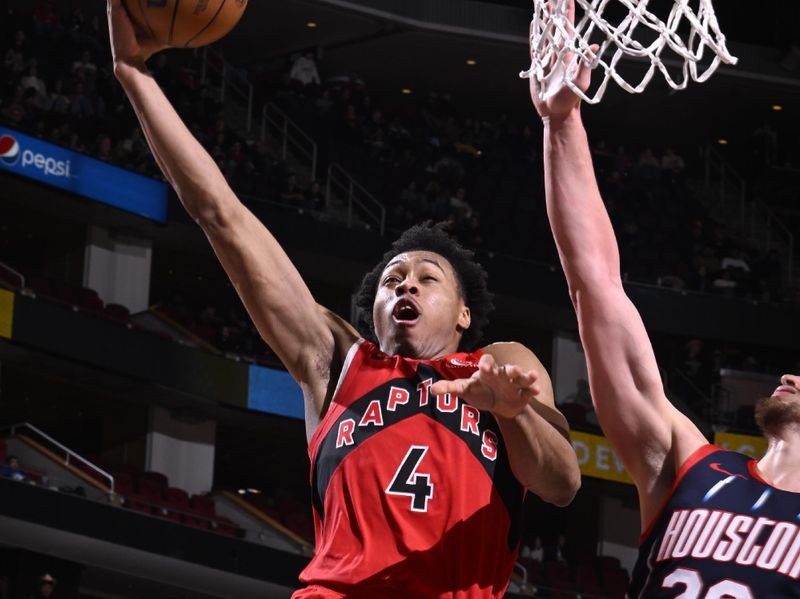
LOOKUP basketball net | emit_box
[521,0,738,104]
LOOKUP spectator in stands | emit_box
[0,455,26,482]
[3,31,28,76]
[289,50,320,87]
[660,147,686,181]
[47,79,71,115]
[520,535,544,563]
[448,187,473,222]
[637,147,660,180]
[21,62,46,97]
[305,180,325,212]
[279,173,306,205]
[552,533,573,567]
[28,573,56,599]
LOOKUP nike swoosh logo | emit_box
[710,462,747,480]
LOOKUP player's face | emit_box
[771,374,799,399]
[755,374,800,437]
[372,251,471,359]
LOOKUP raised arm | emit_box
[529,8,706,525]
[107,1,357,431]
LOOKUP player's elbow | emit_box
[526,462,581,507]
[546,467,581,507]
[186,187,240,232]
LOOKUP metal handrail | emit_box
[327,162,386,235]
[748,201,794,284]
[0,260,25,288]
[704,144,795,284]
[705,144,747,229]
[9,422,114,493]
[201,47,255,132]
[261,103,318,182]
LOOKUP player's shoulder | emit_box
[481,341,544,368]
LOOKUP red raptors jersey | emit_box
[294,340,525,598]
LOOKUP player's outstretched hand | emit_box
[107,0,166,71]
[430,353,541,420]
[528,0,596,122]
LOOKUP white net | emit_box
[521,0,738,104]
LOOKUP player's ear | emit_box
[457,305,471,331]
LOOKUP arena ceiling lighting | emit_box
[717,138,729,145]
[772,104,783,111]
[466,59,477,66]
[306,21,318,28]
[401,88,413,95]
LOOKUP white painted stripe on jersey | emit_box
[703,475,737,502]
[331,339,364,403]
[752,489,771,511]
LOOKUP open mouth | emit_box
[773,385,798,397]
[392,299,420,324]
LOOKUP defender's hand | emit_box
[430,354,541,420]
[528,0,596,122]
[107,0,166,71]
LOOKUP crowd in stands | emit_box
[1,1,797,422]
[2,2,795,306]
[270,52,796,305]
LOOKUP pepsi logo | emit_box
[0,134,20,166]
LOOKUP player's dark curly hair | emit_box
[354,222,494,352]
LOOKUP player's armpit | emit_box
[200,201,352,397]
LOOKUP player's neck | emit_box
[757,425,800,492]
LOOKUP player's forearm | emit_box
[114,61,236,226]
[497,407,580,506]
[543,110,622,289]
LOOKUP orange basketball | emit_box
[123,0,248,48]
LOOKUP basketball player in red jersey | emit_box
[106,1,580,596]
[532,2,800,596]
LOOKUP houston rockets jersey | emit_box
[294,340,525,599]
[629,444,800,599]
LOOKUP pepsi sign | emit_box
[0,128,168,223]
[0,135,20,166]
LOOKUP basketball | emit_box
[123,0,248,48]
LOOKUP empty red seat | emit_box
[602,567,629,599]
[190,494,216,517]
[77,287,104,312]
[139,471,168,498]
[124,491,154,515]
[138,477,164,501]
[184,506,211,529]
[543,559,570,584]
[105,303,131,321]
[597,556,622,572]
[154,487,190,523]
[50,280,81,305]
[112,472,134,496]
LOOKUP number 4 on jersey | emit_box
[386,446,434,512]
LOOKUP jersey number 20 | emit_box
[663,568,753,599]
[386,445,434,512]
